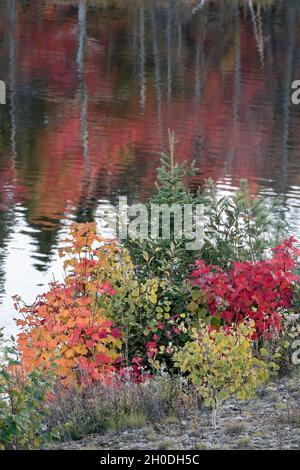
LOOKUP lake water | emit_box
[1,0,300,333]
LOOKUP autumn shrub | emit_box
[0,330,55,449]
[188,237,300,339]
[14,223,125,385]
[174,321,270,428]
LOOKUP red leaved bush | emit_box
[190,238,300,338]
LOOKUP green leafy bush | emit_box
[174,321,269,427]
[201,179,285,267]
[258,312,300,375]
[0,330,55,449]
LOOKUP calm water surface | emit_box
[1,0,300,333]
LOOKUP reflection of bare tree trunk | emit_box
[248,0,264,64]
[166,2,172,103]
[8,0,17,166]
[280,12,294,195]
[195,43,203,99]
[229,6,241,174]
[139,5,146,113]
[150,6,163,148]
[77,0,93,214]
[77,0,89,165]
[106,33,113,75]
[234,10,241,119]
[194,38,204,166]
[192,0,207,15]
[176,17,184,88]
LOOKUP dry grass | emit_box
[45,374,193,442]
[225,419,248,435]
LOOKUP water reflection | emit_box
[1,0,300,331]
